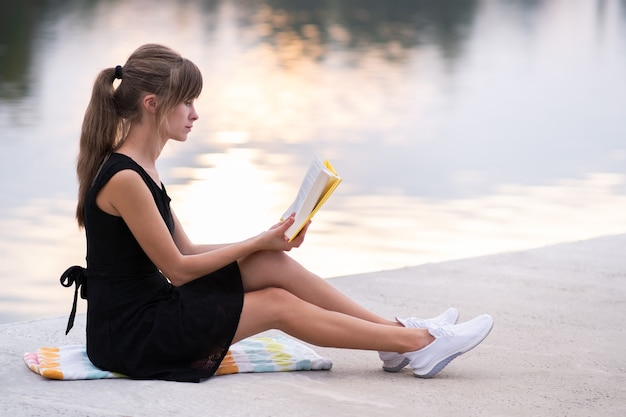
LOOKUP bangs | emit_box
[180,58,203,100]
[168,58,203,104]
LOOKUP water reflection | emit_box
[0,0,486,103]
[1,0,625,324]
[245,0,481,65]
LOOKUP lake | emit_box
[1,0,625,324]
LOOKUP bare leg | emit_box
[238,251,398,326]
[232,287,434,352]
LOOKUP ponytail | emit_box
[76,67,122,227]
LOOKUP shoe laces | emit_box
[399,317,428,328]
[430,323,456,338]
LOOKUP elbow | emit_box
[165,275,186,287]
[163,272,191,287]
[159,259,194,287]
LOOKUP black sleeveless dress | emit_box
[62,153,243,382]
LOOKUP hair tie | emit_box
[114,65,123,80]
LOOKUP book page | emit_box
[282,157,327,219]
[281,157,341,241]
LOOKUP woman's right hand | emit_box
[257,213,307,252]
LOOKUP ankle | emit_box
[422,329,436,348]
[403,328,434,353]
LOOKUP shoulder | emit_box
[96,168,154,217]
[93,153,143,188]
[106,169,150,195]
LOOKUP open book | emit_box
[281,156,342,241]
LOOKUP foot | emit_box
[406,314,494,378]
[379,307,460,372]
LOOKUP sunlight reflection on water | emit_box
[1,0,625,324]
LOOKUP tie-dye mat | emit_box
[24,334,332,380]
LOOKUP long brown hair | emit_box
[75,44,202,226]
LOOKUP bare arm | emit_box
[170,209,309,255]
[96,170,305,286]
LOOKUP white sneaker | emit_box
[406,314,494,378]
[379,307,460,372]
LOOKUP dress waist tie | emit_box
[60,265,87,335]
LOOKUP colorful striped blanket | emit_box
[24,334,332,380]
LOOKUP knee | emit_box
[259,287,300,327]
[263,286,296,307]
[244,250,290,269]
[239,250,293,285]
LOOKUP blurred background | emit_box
[1,0,625,324]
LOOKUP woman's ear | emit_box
[142,94,158,114]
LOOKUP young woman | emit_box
[61,44,493,383]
